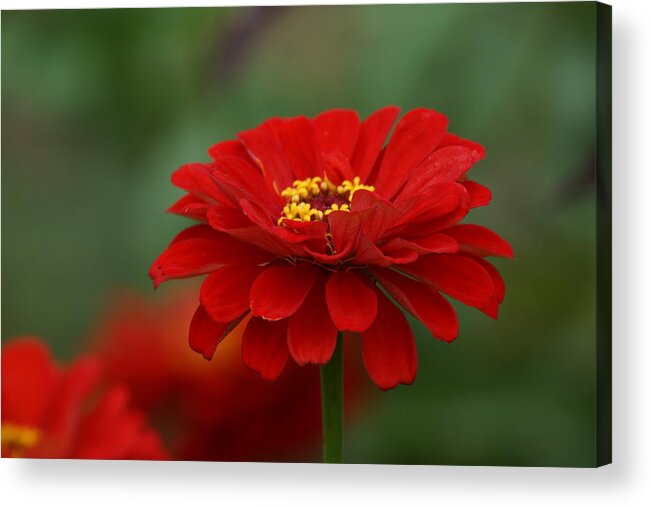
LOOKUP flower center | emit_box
[278,176,374,224]
[1,423,41,457]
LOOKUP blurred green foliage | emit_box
[2,3,598,466]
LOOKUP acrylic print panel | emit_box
[1,2,611,466]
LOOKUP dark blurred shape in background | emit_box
[2,3,598,466]
[213,6,288,82]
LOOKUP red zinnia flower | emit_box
[150,107,513,390]
[1,337,167,459]
[90,289,369,462]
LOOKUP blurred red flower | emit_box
[1,338,167,459]
[90,289,369,462]
[150,107,513,390]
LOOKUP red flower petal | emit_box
[443,224,514,259]
[380,233,459,257]
[365,146,386,183]
[167,194,211,221]
[463,180,492,208]
[237,126,295,189]
[467,255,506,319]
[351,106,400,180]
[350,189,402,241]
[207,206,301,257]
[1,338,59,427]
[401,254,495,309]
[200,264,264,322]
[438,133,486,161]
[372,267,458,342]
[279,116,323,180]
[267,213,329,244]
[257,117,284,142]
[328,206,407,267]
[171,163,228,204]
[327,209,368,258]
[360,290,417,390]
[250,263,320,320]
[189,305,244,360]
[322,150,355,183]
[354,234,419,266]
[240,199,316,245]
[416,199,470,236]
[149,225,271,288]
[374,108,448,199]
[390,182,467,231]
[396,145,485,205]
[325,271,378,332]
[242,317,289,380]
[313,109,360,161]
[288,277,337,365]
[235,199,329,257]
[212,155,283,213]
[205,203,251,230]
[208,139,250,160]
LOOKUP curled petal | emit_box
[167,194,211,221]
[463,180,492,208]
[467,255,506,319]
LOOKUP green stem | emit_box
[320,332,344,463]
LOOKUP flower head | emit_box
[150,107,513,390]
[1,337,167,459]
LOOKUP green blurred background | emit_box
[2,3,598,466]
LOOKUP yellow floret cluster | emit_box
[277,176,374,224]
[1,423,41,457]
